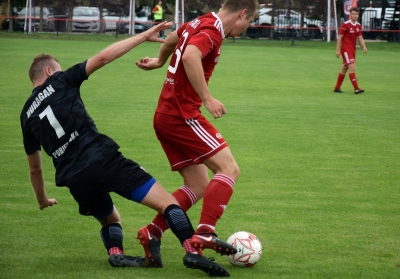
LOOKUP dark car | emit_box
[1,17,26,31]
[246,20,271,39]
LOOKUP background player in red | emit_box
[135,0,259,267]
[21,22,229,277]
[334,7,368,94]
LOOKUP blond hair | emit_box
[222,0,259,19]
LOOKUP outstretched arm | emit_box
[27,150,58,210]
[85,21,172,76]
[135,30,180,71]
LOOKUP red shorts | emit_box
[153,112,228,171]
[341,51,356,65]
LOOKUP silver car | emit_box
[14,7,55,31]
[72,6,100,32]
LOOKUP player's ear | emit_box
[239,9,248,20]
[44,66,53,77]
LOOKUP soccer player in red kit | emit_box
[135,0,259,268]
[334,7,367,94]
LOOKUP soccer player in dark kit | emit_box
[20,22,230,277]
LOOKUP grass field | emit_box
[0,32,399,279]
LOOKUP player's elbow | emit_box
[29,166,43,177]
[96,50,113,66]
[181,51,193,64]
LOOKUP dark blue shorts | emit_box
[63,151,155,218]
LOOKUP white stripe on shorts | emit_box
[185,118,221,149]
[343,52,350,64]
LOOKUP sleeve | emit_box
[339,23,347,35]
[60,61,89,88]
[188,29,222,58]
[21,118,41,155]
[357,24,363,36]
[177,22,189,37]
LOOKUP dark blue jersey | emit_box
[21,61,119,185]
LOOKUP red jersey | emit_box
[339,20,362,53]
[156,12,224,119]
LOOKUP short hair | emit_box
[222,0,259,19]
[350,7,360,14]
[28,54,58,83]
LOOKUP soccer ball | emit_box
[226,231,262,267]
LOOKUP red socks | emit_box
[109,247,123,255]
[195,174,234,234]
[183,239,201,254]
[334,73,345,90]
[349,73,359,90]
[147,173,235,238]
[335,73,361,90]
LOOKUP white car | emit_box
[103,6,152,34]
[247,7,323,39]
[274,14,323,40]
[72,6,100,32]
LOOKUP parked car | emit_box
[14,6,55,31]
[1,17,19,31]
[72,6,100,32]
[116,16,153,34]
[1,8,18,30]
[104,6,152,34]
[274,15,323,40]
[274,16,302,39]
[102,9,119,31]
[246,7,323,40]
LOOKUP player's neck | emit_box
[33,76,48,89]
[218,11,235,37]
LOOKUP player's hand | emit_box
[135,56,163,71]
[142,21,172,43]
[39,198,58,210]
[335,51,340,58]
[203,97,227,119]
[363,47,368,53]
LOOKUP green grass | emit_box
[0,33,400,278]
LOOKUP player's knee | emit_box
[232,163,240,181]
[97,208,121,227]
[185,181,208,198]
[221,161,240,181]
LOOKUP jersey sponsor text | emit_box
[52,131,79,158]
[26,84,55,118]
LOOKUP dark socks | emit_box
[163,204,194,245]
[100,223,124,255]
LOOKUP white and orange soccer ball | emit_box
[226,231,262,267]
